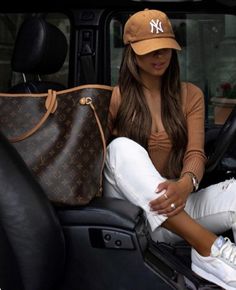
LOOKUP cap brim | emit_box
[131,37,181,55]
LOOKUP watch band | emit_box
[182,172,199,192]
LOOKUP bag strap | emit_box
[6,90,57,143]
[79,97,107,196]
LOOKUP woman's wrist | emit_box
[180,172,199,192]
[178,174,194,194]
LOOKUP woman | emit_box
[103,9,236,290]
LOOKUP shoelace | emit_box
[219,238,236,265]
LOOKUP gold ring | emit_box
[170,203,176,210]
[163,193,168,200]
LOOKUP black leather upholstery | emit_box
[0,131,65,290]
[0,223,23,290]
[9,16,68,94]
[12,17,67,75]
[57,197,143,230]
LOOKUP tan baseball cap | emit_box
[123,9,181,55]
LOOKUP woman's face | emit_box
[135,48,172,78]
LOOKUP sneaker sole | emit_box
[192,263,236,290]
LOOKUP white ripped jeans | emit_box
[103,137,236,244]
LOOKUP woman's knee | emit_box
[232,211,236,223]
[107,137,148,163]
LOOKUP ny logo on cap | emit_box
[150,19,163,34]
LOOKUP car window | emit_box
[110,12,236,125]
[0,13,70,91]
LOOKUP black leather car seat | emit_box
[8,16,68,93]
[0,131,65,290]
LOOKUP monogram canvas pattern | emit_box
[0,85,112,205]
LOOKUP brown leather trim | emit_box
[9,90,57,142]
[0,84,113,98]
[2,84,113,142]
[57,84,113,96]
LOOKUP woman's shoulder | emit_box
[111,85,121,100]
[109,85,122,117]
[112,85,120,93]
[181,82,204,112]
[181,81,204,98]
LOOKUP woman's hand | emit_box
[149,175,193,217]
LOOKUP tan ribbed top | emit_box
[108,82,207,182]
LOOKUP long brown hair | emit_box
[115,45,187,178]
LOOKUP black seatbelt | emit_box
[80,43,96,84]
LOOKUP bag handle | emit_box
[8,89,57,143]
[79,97,107,196]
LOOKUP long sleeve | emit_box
[181,83,207,182]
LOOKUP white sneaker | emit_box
[191,236,236,290]
[232,223,236,243]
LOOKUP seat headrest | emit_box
[11,17,68,75]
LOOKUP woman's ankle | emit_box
[193,234,217,257]
[162,211,218,256]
